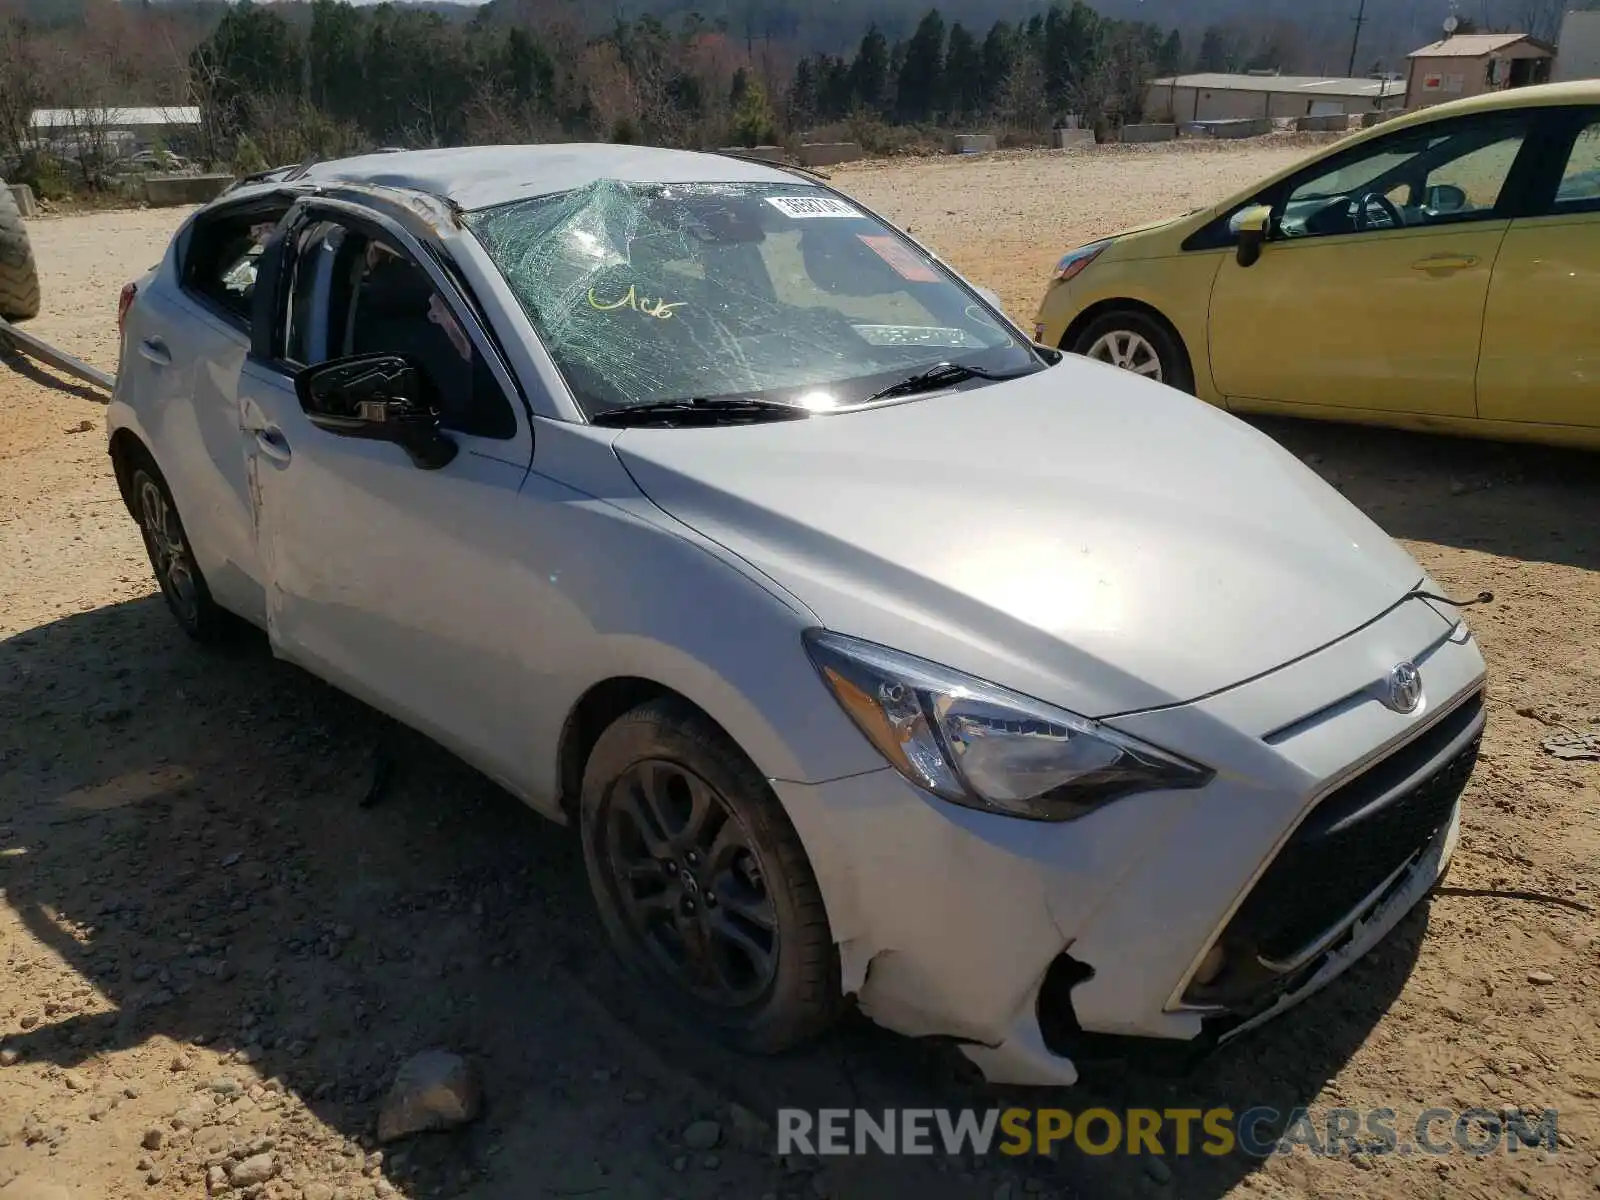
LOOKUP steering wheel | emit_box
[1355,192,1404,231]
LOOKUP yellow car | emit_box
[1034,81,1600,450]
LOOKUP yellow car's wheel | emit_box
[1071,309,1193,394]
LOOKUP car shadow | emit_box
[1245,415,1600,573]
[0,595,1427,1199]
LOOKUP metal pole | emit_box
[0,318,116,393]
[1348,0,1369,77]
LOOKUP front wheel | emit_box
[579,698,841,1053]
[1071,310,1193,393]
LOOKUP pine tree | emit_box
[979,20,1016,115]
[1157,29,1183,76]
[1197,25,1230,72]
[849,24,890,113]
[945,22,982,119]
[896,9,947,123]
[729,70,777,146]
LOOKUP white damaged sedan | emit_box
[107,145,1487,1085]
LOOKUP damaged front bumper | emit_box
[772,599,1487,1086]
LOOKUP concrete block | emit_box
[1121,124,1178,144]
[143,173,234,207]
[1363,110,1403,128]
[947,133,998,155]
[1054,128,1097,149]
[797,142,863,168]
[1296,114,1353,132]
[719,144,787,163]
[6,182,36,218]
[1200,118,1273,139]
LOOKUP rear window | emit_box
[181,205,287,327]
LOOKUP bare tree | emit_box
[580,40,647,141]
[997,51,1049,136]
[0,16,44,172]
[1516,0,1568,42]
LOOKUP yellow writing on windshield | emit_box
[588,284,686,320]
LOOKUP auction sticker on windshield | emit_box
[765,195,861,219]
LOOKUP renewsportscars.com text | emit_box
[776,1106,1562,1159]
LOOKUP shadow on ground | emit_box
[1247,416,1600,574]
[0,346,111,406]
[0,595,1426,1199]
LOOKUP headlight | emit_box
[1052,239,1111,283]
[804,630,1212,822]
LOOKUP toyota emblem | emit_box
[1384,661,1424,714]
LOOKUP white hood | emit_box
[613,359,1425,717]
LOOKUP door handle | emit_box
[1411,254,1479,272]
[138,336,171,366]
[253,427,292,464]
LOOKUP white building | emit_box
[1145,73,1405,124]
[28,106,202,157]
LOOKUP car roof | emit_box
[1376,80,1600,129]
[290,143,803,212]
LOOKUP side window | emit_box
[182,205,289,327]
[1553,116,1600,214]
[285,221,362,366]
[283,221,517,441]
[1277,115,1529,240]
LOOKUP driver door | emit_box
[237,208,541,785]
[1208,111,1535,419]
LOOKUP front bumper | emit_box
[773,598,1487,1086]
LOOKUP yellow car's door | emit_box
[1208,110,1537,420]
[1478,107,1600,431]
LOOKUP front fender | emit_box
[1051,251,1225,403]
[514,478,888,809]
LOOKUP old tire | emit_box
[579,698,842,1054]
[1071,309,1193,394]
[0,179,40,323]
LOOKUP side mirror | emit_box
[1425,183,1467,213]
[294,353,458,471]
[1233,205,1274,268]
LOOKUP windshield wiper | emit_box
[864,361,1033,403]
[589,397,812,428]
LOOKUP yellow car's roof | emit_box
[1372,80,1600,132]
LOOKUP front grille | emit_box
[1186,690,1484,1010]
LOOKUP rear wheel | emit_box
[1071,309,1193,393]
[127,458,236,644]
[0,179,40,323]
[579,698,841,1053]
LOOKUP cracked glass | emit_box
[464,181,1034,418]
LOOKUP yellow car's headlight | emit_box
[1053,239,1112,283]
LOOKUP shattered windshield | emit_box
[464,181,1037,418]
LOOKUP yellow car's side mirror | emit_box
[1233,205,1274,268]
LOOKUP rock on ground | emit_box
[375,1051,483,1143]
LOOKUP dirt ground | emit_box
[1,138,1598,1200]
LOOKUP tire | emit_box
[0,179,40,323]
[579,698,841,1054]
[1070,309,1193,394]
[126,455,237,644]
